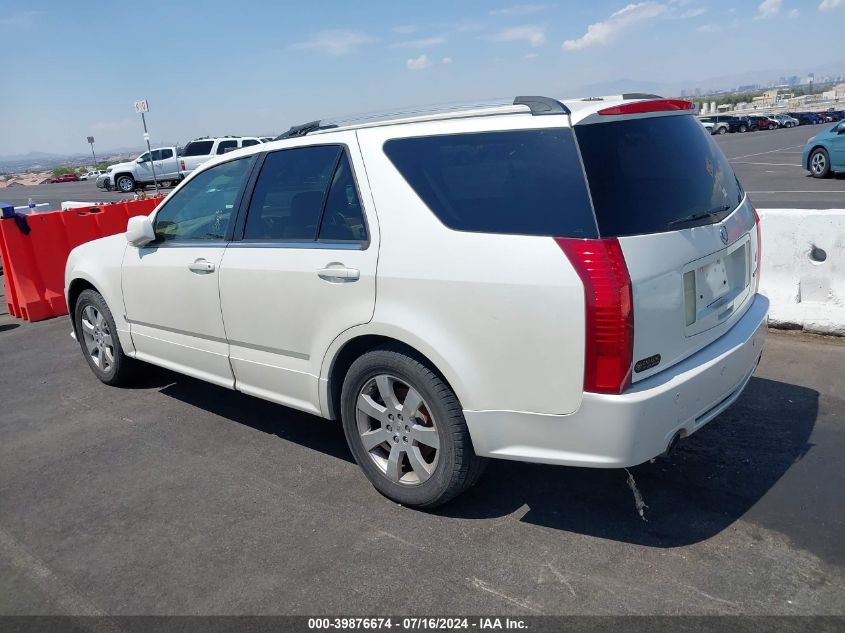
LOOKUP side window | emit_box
[152,158,251,242]
[182,140,214,157]
[216,140,237,155]
[318,152,367,242]
[159,148,174,160]
[150,149,163,161]
[242,145,341,241]
[241,139,259,147]
[138,152,151,163]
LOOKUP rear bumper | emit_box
[465,293,769,468]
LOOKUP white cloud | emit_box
[819,0,843,9]
[523,52,539,59]
[697,23,721,32]
[289,30,375,56]
[788,8,800,16]
[407,54,432,70]
[754,0,782,20]
[441,57,453,64]
[679,7,707,17]
[392,25,416,34]
[391,36,446,49]
[563,2,667,51]
[0,10,39,29]
[488,25,546,47]
[489,4,551,16]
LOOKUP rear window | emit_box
[575,115,744,237]
[384,129,597,238]
[182,140,214,157]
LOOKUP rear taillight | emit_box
[752,206,762,293]
[598,99,695,115]
[180,159,186,171]
[555,238,634,395]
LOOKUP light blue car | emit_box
[803,121,845,178]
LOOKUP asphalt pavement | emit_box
[0,180,174,212]
[714,123,845,209]
[0,279,843,616]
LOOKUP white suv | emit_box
[65,95,768,508]
[179,136,264,177]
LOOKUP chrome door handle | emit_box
[317,265,360,283]
[188,259,215,274]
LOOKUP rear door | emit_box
[217,133,378,415]
[574,111,759,383]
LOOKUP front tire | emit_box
[717,126,727,135]
[74,289,136,386]
[809,148,831,178]
[116,174,135,193]
[340,346,486,509]
[739,124,747,133]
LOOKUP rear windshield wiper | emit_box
[667,205,732,229]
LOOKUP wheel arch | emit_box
[66,276,102,337]
[320,329,464,421]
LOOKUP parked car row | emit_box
[96,136,268,192]
[698,110,844,135]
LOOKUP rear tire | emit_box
[116,174,135,193]
[717,126,727,135]
[739,124,747,133]
[809,148,831,178]
[340,345,486,509]
[74,289,137,386]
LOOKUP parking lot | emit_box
[1,275,843,615]
[1,124,842,215]
[714,124,845,209]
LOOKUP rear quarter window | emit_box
[383,129,597,238]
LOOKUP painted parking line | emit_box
[728,145,806,160]
[731,161,802,167]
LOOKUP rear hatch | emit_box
[573,106,760,383]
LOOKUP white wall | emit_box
[758,209,845,336]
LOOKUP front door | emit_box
[218,136,378,414]
[122,156,255,387]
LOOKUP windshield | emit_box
[574,114,744,237]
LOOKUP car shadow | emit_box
[0,323,19,333]
[151,370,816,547]
[437,376,818,547]
[154,368,355,464]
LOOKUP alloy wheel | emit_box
[356,374,440,485]
[811,152,826,175]
[80,305,114,372]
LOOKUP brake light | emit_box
[598,99,695,115]
[555,238,634,395]
[752,206,762,293]
[180,159,186,171]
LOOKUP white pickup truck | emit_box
[178,136,263,177]
[96,147,181,192]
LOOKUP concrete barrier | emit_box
[758,209,845,336]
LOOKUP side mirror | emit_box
[126,215,155,247]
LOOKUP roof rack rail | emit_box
[513,96,571,116]
[621,93,664,100]
[274,120,338,140]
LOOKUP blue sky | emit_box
[1,0,843,155]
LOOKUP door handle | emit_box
[317,264,360,283]
[188,259,215,274]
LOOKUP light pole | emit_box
[133,99,159,192]
[86,136,97,168]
